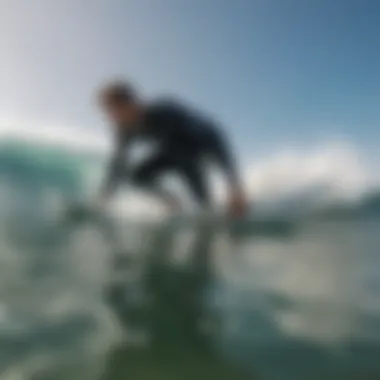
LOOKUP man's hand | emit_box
[227,187,248,219]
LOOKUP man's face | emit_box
[102,101,136,127]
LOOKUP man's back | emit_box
[120,98,215,154]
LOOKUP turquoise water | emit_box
[0,140,379,380]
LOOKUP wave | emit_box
[0,134,379,224]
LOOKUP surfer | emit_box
[96,80,248,218]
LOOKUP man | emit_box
[96,80,248,218]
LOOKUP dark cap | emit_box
[99,80,137,106]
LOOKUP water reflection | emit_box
[104,222,252,380]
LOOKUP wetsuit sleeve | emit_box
[155,99,243,190]
[101,133,128,198]
[209,127,242,190]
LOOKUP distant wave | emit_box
[312,191,380,220]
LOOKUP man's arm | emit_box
[209,128,242,191]
[208,127,247,217]
[99,134,128,202]
[160,98,242,190]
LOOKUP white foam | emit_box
[241,140,376,204]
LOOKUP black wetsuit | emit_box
[102,99,240,205]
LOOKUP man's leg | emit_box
[131,155,211,208]
[130,153,180,207]
[179,160,211,208]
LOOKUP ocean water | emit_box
[0,136,379,380]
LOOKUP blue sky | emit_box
[0,0,379,161]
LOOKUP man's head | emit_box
[98,80,142,127]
